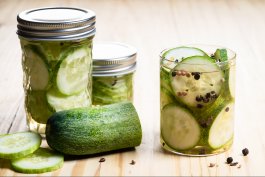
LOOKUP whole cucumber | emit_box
[45,102,142,155]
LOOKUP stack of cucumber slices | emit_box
[92,74,133,105]
[0,132,63,174]
[23,43,92,124]
[160,46,235,153]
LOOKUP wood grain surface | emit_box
[1,0,265,176]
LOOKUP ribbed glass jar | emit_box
[17,7,96,134]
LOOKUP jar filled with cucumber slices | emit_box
[92,42,137,105]
[17,7,96,134]
[160,45,236,156]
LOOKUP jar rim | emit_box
[160,44,236,67]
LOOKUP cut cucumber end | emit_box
[11,148,64,174]
[214,48,228,62]
[208,103,234,149]
[57,47,91,95]
[161,104,201,150]
[0,132,41,159]
[170,56,224,108]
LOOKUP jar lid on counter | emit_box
[17,7,96,41]
[92,42,137,76]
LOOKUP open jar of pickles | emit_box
[17,7,96,134]
[92,42,137,105]
[160,45,236,156]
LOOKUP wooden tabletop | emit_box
[1,0,265,176]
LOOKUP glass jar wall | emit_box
[17,7,96,134]
[160,45,236,156]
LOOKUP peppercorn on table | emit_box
[1,0,265,176]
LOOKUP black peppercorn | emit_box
[206,93,211,99]
[225,107,229,112]
[212,94,218,99]
[226,157,233,164]
[172,71,177,77]
[198,149,206,155]
[194,73,200,80]
[196,96,202,102]
[197,104,203,109]
[203,98,209,103]
[242,148,249,156]
[199,120,208,128]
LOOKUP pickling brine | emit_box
[160,45,236,156]
[17,7,96,134]
[21,38,93,134]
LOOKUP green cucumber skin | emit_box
[46,102,142,155]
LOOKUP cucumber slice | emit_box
[208,103,234,149]
[47,88,91,112]
[214,48,235,98]
[161,104,200,150]
[56,47,91,95]
[170,56,224,108]
[229,67,236,98]
[92,74,133,105]
[161,47,207,69]
[23,46,50,90]
[0,132,41,159]
[11,148,63,174]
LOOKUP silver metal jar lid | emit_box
[17,7,96,41]
[92,42,137,77]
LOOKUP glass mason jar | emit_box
[160,45,236,156]
[17,7,96,134]
[92,42,137,105]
